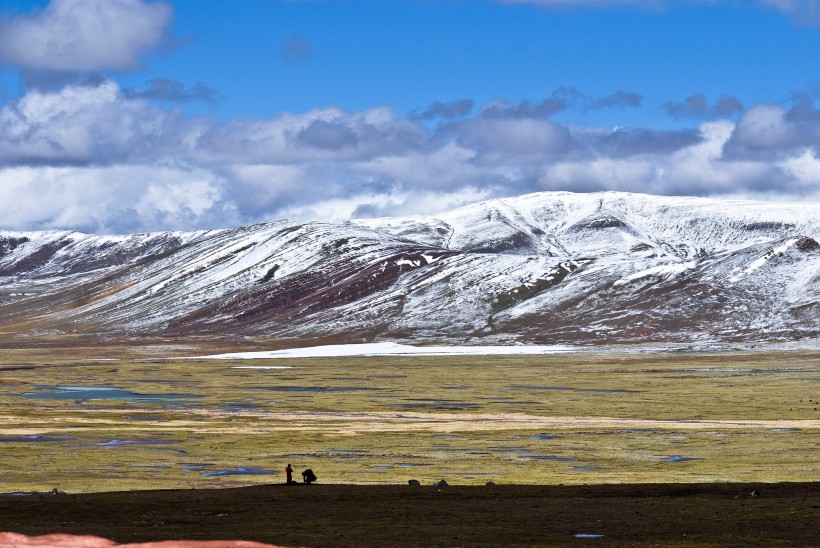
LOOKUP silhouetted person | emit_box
[285,463,293,484]
[302,468,317,484]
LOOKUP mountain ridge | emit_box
[2,191,819,348]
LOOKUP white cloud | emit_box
[539,120,799,197]
[278,187,495,221]
[725,104,796,154]
[780,148,820,186]
[664,121,773,194]
[1,80,820,233]
[0,79,220,171]
[541,158,658,192]
[353,142,482,188]
[0,0,172,71]
[722,101,820,160]
[0,164,232,233]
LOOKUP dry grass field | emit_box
[0,341,818,545]
[0,343,817,491]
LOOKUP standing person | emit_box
[285,463,293,484]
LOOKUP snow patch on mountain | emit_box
[614,261,697,287]
[728,238,801,282]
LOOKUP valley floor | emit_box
[1,346,819,491]
[1,343,818,545]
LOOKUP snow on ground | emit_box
[613,261,696,287]
[186,339,820,360]
[728,238,799,283]
[194,342,575,360]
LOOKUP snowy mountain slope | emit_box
[0,230,194,279]
[1,191,818,346]
[361,192,819,258]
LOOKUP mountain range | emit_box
[2,191,819,349]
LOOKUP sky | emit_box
[2,0,820,234]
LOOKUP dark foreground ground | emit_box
[1,482,818,547]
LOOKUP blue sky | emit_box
[2,0,820,233]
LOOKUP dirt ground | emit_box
[1,482,818,547]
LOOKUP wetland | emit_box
[0,343,819,546]
[0,345,817,492]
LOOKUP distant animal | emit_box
[302,468,317,484]
[408,479,420,486]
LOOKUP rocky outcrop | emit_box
[796,236,820,251]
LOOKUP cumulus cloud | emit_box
[713,96,745,116]
[721,99,820,162]
[780,148,820,188]
[590,90,643,110]
[665,93,744,119]
[353,142,484,189]
[479,97,567,118]
[580,127,703,156]
[0,164,233,233]
[412,99,474,121]
[722,104,799,159]
[0,0,173,71]
[295,120,360,151]
[124,78,218,103]
[786,96,820,122]
[541,120,776,197]
[19,71,107,91]
[349,187,494,219]
[0,80,204,166]
[1,80,819,233]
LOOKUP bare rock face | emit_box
[0,236,29,257]
[795,236,820,251]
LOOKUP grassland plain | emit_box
[0,343,817,492]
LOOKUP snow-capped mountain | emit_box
[1,191,819,347]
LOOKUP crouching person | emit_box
[302,468,317,484]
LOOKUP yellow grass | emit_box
[0,347,817,492]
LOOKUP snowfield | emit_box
[195,342,575,359]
